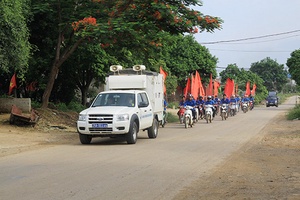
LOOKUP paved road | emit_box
[0,97,296,200]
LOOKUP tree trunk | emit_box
[41,37,85,108]
[81,86,87,106]
[41,64,59,108]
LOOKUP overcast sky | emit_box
[194,0,300,72]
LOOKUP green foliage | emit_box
[31,101,41,109]
[161,35,218,88]
[56,103,69,112]
[28,0,223,107]
[166,101,177,109]
[0,0,31,75]
[67,101,86,113]
[219,64,240,82]
[219,64,268,100]
[286,49,300,86]
[250,57,288,92]
[286,104,300,120]
[166,112,178,123]
[47,101,85,113]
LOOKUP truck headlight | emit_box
[78,114,87,121]
[116,114,129,121]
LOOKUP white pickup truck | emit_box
[77,65,164,144]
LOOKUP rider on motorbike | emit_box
[196,95,205,119]
[177,95,185,119]
[204,96,216,118]
[214,95,219,102]
[179,95,186,106]
[235,94,241,112]
[242,95,250,103]
[229,95,238,115]
[184,94,197,121]
[249,94,255,110]
[219,94,230,115]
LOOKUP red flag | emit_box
[196,71,205,97]
[251,84,257,96]
[159,67,168,94]
[8,73,17,95]
[245,81,251,96]
[207,73,213,96]
[232,79,235,96]
[191,72,200,98]
[183,77,191,97]
[224,78,234,97]
[213,81,220,96]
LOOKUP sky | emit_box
[193,0,300,73]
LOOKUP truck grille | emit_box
[88,114,113,132]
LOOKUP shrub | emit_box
[287,104,300,120]
[67,101,85,113]
[166,112,178,123]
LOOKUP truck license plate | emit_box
[92,123,108,128]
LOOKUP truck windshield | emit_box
[92,93,135,107]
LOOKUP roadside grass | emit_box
[166,112,178,123]
[287,104,300,120]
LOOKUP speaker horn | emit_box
[110,65,123,72]
[133,65,146,71]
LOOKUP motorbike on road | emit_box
[242,102,249,113]
[220,104,228,120]
[204,104,214,123]
[177,106,185,124]
[183,106,194,128]
[249,101,254,110]
[229,103,237,116]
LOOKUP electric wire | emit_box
[200,29,300,44]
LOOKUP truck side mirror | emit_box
[138,102,148,108]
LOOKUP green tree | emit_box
[0,0,31,76]
[250,57,288,92]
[161,35,218,90]
[219,63,240,83]
[219,64,267,102]
[60,43,117,106]
[30,0,222,108]
[286,49,300,86]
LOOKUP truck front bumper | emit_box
[77,120,130,135]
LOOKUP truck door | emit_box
[137,93,153,129]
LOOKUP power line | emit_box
[209,48,292,53]
[200,29,300,44]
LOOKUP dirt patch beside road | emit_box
[0,108,78,157]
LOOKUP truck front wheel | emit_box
[79,133,92,144]
[126,121,138,144]
[147,118,158,138]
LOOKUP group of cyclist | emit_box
[178,93,255,121]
